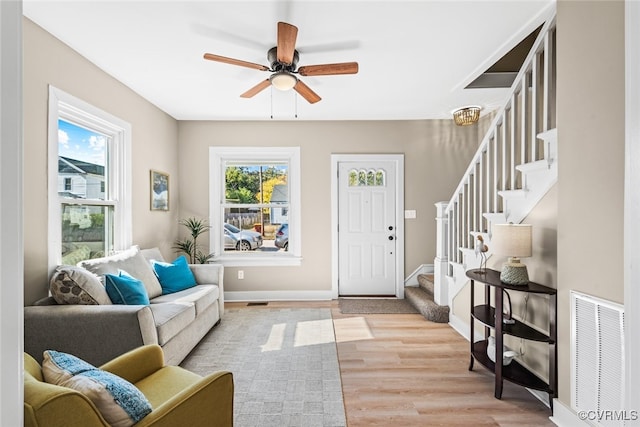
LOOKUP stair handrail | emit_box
[444,11,557,216]
[434,7,557,308]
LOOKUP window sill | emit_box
[212,254,302,267]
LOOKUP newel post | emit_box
[434,202,449,305]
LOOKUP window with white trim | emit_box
[48,86,132,269]
[209,147,301,266]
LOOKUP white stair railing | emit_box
[435,11,557,308]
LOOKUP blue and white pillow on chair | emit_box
[42,350,152,427]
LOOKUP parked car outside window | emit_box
[224,223,263,251]
[274,223,289,251]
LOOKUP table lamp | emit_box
[491,223,532,285]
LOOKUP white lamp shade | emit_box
[270,72,297,91]
[491,224,532,258]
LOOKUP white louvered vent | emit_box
[571,291,625,427]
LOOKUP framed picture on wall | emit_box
[150,170,169,211]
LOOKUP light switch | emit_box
[404,210,417,219]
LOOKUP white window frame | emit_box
[209,146,301,267]
[47,86,132,273]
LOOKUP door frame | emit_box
[331,154,405,299]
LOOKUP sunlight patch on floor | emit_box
[294,319,336,347]
[333,316,374,343]
[260,322,286,352]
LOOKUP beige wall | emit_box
[178,119,485,293]
[557,0,625,407]
[24,16,486,301]
[23,18,180,305]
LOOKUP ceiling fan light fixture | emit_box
[453,106,482,126]
[270,72,297,91]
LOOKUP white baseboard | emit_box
[448,312,470,341]
[549,399,589,427]
[404,264,434,286]
[527,388,551,409]
[225,290,334,302]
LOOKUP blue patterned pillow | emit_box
[152,255,197,294]
[105,270,150,305]
[42,350,152,427]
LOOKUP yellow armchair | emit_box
[24,345,234,427]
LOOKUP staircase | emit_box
[405,274,450,323]
[419,9,558,324]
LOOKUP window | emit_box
[348,168,386,186]
[48,86,131,269]
[210,147,301,266]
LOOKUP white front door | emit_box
[337,159,399,296]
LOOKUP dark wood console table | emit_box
[466,268,557,410]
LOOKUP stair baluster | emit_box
[430,11,558,318]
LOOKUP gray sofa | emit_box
[24,246,224,366]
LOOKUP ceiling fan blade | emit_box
[293,80,321,104]
[203,53,269,71]
[240,79,271,98]
[298,62,359,76]
[277,22,298,65]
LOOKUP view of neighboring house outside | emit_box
[270,184,288,225]
[57,119,112,264]
[58,156,105,199]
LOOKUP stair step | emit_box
[516,159,552,174]
[498,188,528,199]
[405,287,450,323]
[483,212,507,225]
[417,273,434,295]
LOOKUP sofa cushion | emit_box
[42,350,152,427]
[105,271,150,305]
[49,265,112,305]
[148,303,196,346]
[79,246,163,299]
[140,247,165,264]
[151,255,197,295]
[150,285,219,315]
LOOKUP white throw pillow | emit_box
[42,350,152,427]
[79,245,163,299]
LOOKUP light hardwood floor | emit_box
[226,301,554,426]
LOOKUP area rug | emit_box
[338,298,419,314]
[181,308,346,427]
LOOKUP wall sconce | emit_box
[452,106,481,126]
[491,223,532,285]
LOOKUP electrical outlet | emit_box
[237,270,244,280]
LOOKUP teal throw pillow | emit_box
[105,271,150,305]
[42,350,152,427]
[152,255,197,295]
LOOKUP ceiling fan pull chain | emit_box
[270,86,274,119]
[295,91,298,119]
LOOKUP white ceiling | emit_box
[23,0,553,121]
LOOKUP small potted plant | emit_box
[173,217,215,264]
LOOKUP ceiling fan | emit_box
[203,22,358,104]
